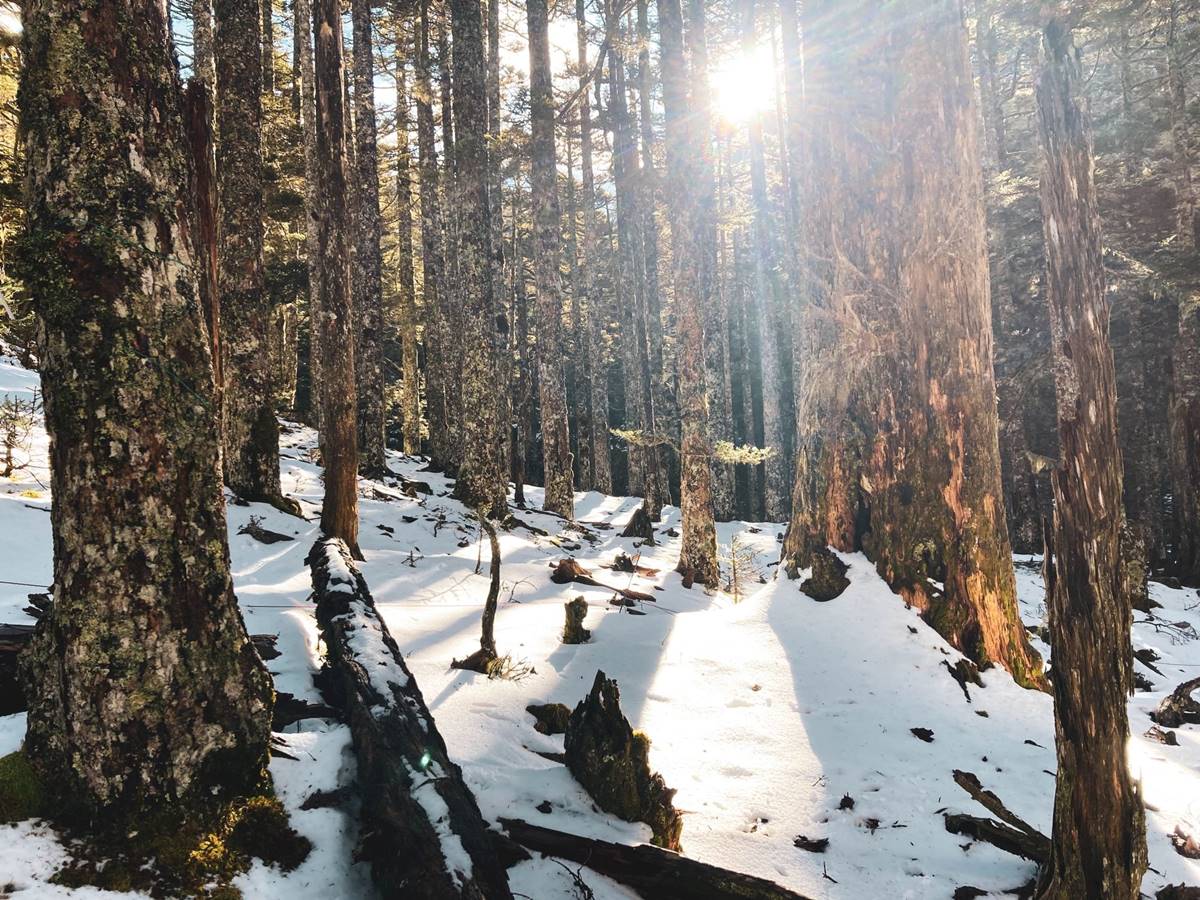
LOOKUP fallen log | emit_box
[952,771,1042,838]
[498,817,813,900]
[309,538,513,900]
[943,813,1048,863]
[1151,677,1200,728]
[550,558,656,604]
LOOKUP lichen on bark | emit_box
[16,0,272,825]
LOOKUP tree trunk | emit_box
[528,0,576,519]
[1034,19,1147,898]
[314,0,362,555]
[194,0,216,90]
[578,4,613,494]
[447,0,507,518]
[416,0,451,471]
[17,0,272,823]
[309,539,514,899]
[351,0,387,476]
[262,0,275,93]
[1166,0,1197,253]
[659,0,718,586]
[486,0,510,485]
[297,0,324,433]
[395,25,422,456]
[742,0,791,523]
[1171,289,1200,583]
[184,79,222,391]
[784,0,1041,686]
[436,6,464,471]
[216,0,286,506]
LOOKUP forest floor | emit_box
[2,352,1199,899]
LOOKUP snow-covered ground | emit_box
[1,351,1198,899]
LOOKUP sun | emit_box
[710,45,776,126]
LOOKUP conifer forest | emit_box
[2,0,1200,897]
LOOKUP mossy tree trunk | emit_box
[1034,19,1147,898]
[527,0,575,519]
[659,0,718,586]
[351,0,387,476]
[17,0,272,823]
[447,0,507,518]
[784,0,1041,686]
[216,0,285,506]
[313,0,361,556]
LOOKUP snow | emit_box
[1,352,1199,897]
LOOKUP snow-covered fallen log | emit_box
[498,817,814,900]
[308,537,513,900]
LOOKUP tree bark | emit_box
[351,0,387,476]
[1166,0,1197,253]
[784,0,1041,686]
[395,24,422,456]
[416,0,451,471]
[17,0,272,823]
[578,3,613,494]
[297,0,324,433]
[184,79,222,391]
[194,0,216,91]
[313,0,362,555]
[217,0,286,506]
[527,0,575,519]
[659,0,718,586]
[262,0,275,93]
[1034,18,1147,898]
[310,539,513,899]
[448,0,507,518]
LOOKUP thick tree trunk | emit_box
[1034,19,1147,898]
[578,4,613,494]
[217,0,286,506]
[351,0,387,476]
[659,0,718,586]
[314,0,362,555]
[194,0,216,91]
[784,0,1041,685]
[309,539,513,899]
[527,0,575,519]
[17,0,272,823]
[447,0,507,518]
[416,0,451,470]
[395,28,422,456]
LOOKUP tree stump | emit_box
[562,597,591,644]
[799,548,850,602]
[564,671,682,850]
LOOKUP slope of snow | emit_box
[1,353,1198,898]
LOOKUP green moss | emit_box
[0,751,44,823]
[48,788,308,897]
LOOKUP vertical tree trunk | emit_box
[194,0,216,90]
[706,121,736,519]
[262,0,275,93]
[784,0,1041,685]
[314,0,362,555]
[1166,0,1197,253]
[416,0,451,471]
[742,0,790,523]
[566,138,593,491]
[659,0,718,585]
[1171,291,1200,583]
[184,80,222,392]
[486,0,510,483]
[578,5,613,494]
[448,0,507,518]
[297,0,324,432]
[527,0,576,519]
[511,202,531,508]
[18,0,272,822]
[608,1,665,518]
[1034,19,1148,898]
[395,24,422,456]
[351,0,387,476]
[216,0,287,507]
